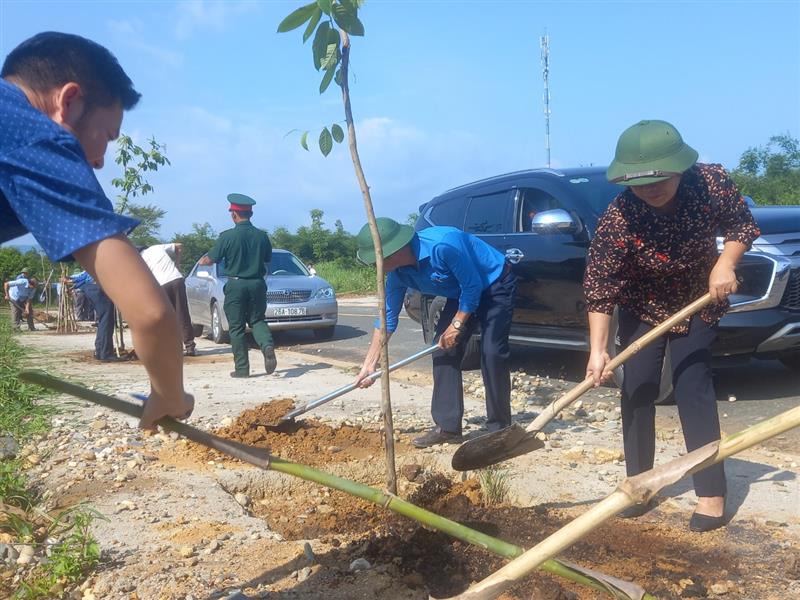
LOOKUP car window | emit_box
[268,253,309,276]
[465,190,513,234]
[428,197,466,228]
[518,188,567,232]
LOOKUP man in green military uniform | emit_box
[199,194,277,378]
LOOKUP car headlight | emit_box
[314,286,335,299]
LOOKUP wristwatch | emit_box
[451,318,464,330]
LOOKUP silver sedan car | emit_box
[185,249,338,343]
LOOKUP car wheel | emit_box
[191,324,204,338]
[313,326,336,341]
[424,295,480,371]
[779,354,800,371]
[210,302,229,344]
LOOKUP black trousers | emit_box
[162,278,195,351]
[82,283,115,360]
[618,310,726,497]
[431,269,516,433]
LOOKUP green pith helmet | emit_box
[607,120,698,186]
[20,267,31,274]
[356,218,414,264]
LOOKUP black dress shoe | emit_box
[263,346,277,375]
[412,427,462,449]
[230,371,250,379]
[689,512,726,532]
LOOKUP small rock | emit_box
[563,447,585,461]
[297,566,312,582]
[710,581,732,595]
[16,544,34,565]
[89,420,107,431]
[203,540,221,555]
[81,451,96,461]
[25,453,41,466]
[349,558,371,572]
[400,463,423,482]
[220,417,234,428]
[178,546,194,558]
[234,492,251,508]
[594,447,624,463]
[727,395,736,403]
[303,542,315,563]
[0,436,19,460]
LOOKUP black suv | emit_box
[405,167,800,371]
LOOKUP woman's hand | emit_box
[586,350,612,387]
[708,261,738,303]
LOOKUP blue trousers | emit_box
[82,283,115,360]
[430,269,516,433]
[618,311,726,498]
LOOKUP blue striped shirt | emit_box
[378,227,506,333]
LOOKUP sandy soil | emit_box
[4,317,799,600]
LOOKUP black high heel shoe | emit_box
[689,512,726,532]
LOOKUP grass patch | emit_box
[477,464,511,506]
[316,260,376,294]
[0,318,54,441]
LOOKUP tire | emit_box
[779,354,800,371]
[424,295,481,371]
[210,302,229,344]
[313,326,336,341]
[191,324,204,338]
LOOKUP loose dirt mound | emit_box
[187,399,407,467]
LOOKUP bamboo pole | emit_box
[451,405,800,600]
[339,29,397,495]
[18,369,654,600]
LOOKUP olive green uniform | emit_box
[207,220,273,375]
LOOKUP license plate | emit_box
[274,307,307,316]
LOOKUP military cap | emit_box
[356,217,414,264]
[227,193,256,212]
[20,266,31,273]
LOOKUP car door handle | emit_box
[505,248,524,264]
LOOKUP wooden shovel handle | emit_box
[526,293,713,433]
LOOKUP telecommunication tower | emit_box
[540,32,551,168]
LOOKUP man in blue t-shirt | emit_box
[0,32,192,427]
[354,218,517,448]
[3,267,37,331]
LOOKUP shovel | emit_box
[451,293,713,471]
[279,344,439,423]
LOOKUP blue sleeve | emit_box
[7,278,27,289]
[70,272,90,287]
[374,272,407,333]
[433,238,483,313]
[0,133,139,261]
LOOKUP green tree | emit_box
[279,1,398,493]
[126,204,167,247]
[406,213,419,227]
[731,134,800,204]
[172,223,217,274]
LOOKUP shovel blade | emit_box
[451,424,544,471]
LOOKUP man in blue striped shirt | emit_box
[354,218,517,448]
[3,268,37,331]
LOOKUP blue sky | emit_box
[2,0,798,242]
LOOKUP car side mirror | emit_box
[530,209,578,234]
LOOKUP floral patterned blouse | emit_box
[584,163,760,333]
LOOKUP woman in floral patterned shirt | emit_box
[583,120,759,532]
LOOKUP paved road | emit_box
[276,300,800,454]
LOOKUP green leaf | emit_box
[317,0,332,14]
[319,66,336,93]
[300,131,309,151]
[334,68,344,87]
[312,21,331,70]
[277,2,318,33]
[332,2,365,36]
[303,7,322,42]
[319,127,333,157]
[331,123,344,143]
[320,40,340,71]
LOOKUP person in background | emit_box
[583,119,759,532]
[72,267,95,321]
[199,194,276,378]
[65,270,120,362]
[3,267,36,330]
[353,217,517,448]
[0,32,192,427]
[139,243,196,357]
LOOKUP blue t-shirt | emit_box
[378,227,506,333]
[0,79,138,261]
